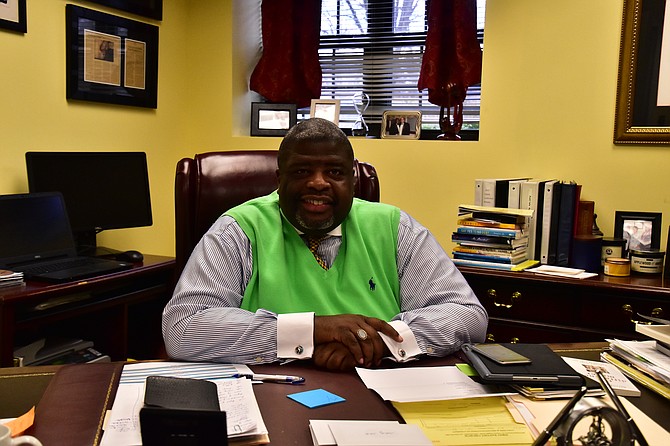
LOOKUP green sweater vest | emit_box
[226,191,401,319]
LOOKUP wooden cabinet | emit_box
[457,266,669,343]
[0,255,175,367]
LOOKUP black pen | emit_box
[531,385,587,446]
[596,370,648,446]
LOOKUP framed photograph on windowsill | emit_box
[251,102,297,137]
[381,111,422,139]
[0,0,27,33]
[310,99,341,126]
[66,5,159,108]
[614,211,662,251]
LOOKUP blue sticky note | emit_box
[287,388,345,408]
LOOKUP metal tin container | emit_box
[629,249,665,274]
[603,257,630,277]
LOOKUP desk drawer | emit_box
[486,318,596,344]
[468,278,581,326]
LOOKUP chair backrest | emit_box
[175,150,380,277]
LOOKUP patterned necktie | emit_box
[307,236,329,270]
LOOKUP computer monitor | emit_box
[25,151,153,255]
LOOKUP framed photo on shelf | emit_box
[250,102,297,137]
[310,99,341,125]
[84,0,163,21]
[614,211,662,251]
[66,5,159,109]
[381,111,421,139]
[0,0,27,33]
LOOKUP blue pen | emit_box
[234,373,305,384]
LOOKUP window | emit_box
[315,0,485,138]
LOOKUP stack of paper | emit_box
[510,384,603,401]
[393,397,534,446]
[525,265,597,279]
[0,269,24,288]
[100,362,269,445]
[602,338,670,400]
[636,320,670,356]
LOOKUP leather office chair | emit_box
[174,150,380,277]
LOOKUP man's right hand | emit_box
[314,314,403,368]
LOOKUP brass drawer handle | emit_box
[487,289,521,308]
[622,304,664,324]
[484,334,520,344]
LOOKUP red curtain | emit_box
[249,1,322,108]
[418,0,482,133]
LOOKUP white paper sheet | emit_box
[355,365,513,402]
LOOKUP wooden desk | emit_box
[8,343,669,445]
[0,255,176,367]
[458,266,670,343]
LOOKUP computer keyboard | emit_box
[19,257,106,275]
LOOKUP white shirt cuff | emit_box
[277,312,314,359]
[378,320,421,362]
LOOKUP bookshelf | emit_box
[458,266,670,343]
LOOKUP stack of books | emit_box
[451,205,538,271]
[0,269,24,288]
[601,323,670,400]
[472,178,588,266]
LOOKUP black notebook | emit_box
[462,343,587,387]
[0,192,132,282]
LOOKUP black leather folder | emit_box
[462,343,589,388]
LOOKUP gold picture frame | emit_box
[381,111,421,139]
[614,0,670,144]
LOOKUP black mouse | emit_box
[116,250,144,263]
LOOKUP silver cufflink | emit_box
[398,349,406,357]
[295,345,304,355]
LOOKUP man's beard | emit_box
[296,214,334,232]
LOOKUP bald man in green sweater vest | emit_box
[163,118,487,371]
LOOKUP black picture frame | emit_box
[614,211,662,252]
[251,103,297,137]
[614,0,670,144]
[0,0,27,33]
[84,0,163,21]
[66,5,159,109]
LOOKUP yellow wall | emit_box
[2,0,670,257]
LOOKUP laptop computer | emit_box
[0,192,132,282]
[461,343,586,387]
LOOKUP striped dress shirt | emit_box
[163,210,488,365]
